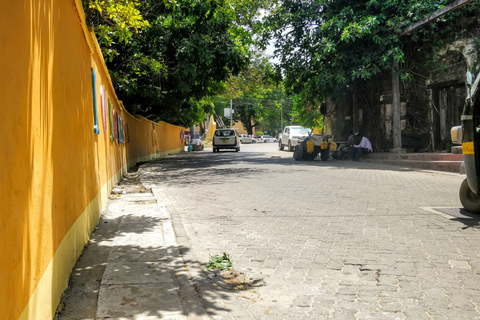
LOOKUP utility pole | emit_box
[230,99,233,128]
[391,60,403,152]
[281,104,283,132]
[390,0,475,153]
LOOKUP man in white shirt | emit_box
[352,134,372,161]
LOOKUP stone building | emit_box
[324,26,479,152]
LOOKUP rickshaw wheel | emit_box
[293,144,304,161]
[320,150,329,161]
[460,178,480,213]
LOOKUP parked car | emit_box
[190,138,204,151]
[213,129,240,152]
[258,135,277,143]
[239,134,256,144]
[278,126,311,151]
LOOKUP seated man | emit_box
[350,133,372,161]
[344,131,355,160]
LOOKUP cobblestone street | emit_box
[141,144,480,319]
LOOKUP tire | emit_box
[288,140,293,151]
[460,178,480,213]
[320,150,329,161]
[293,144,304,161]
[213,148,217,153]
[279,140,284,151]
[236,146,240,152]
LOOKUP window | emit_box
[108,99,114,141]
[215,130,235,137]
[91,68,99,134]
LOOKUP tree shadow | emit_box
[138,150,426,190]
[54,193,263,319]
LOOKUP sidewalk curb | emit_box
[151,187,255,320]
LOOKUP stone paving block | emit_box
[334,299,377,311]
[402,307,431,320]
[380,301,404,313]
[101,261,174,285]
[354,310,406,319]
[377,275,399,286]
[96,283,184,319]
[330,309,357,320]
[109,231,164,247]
[290,295,314,309]
[427,307,480,319]
[140,147,480,319]
[108,246,169,262]
[336,285,358,295]
[102,316,190,320]
[378,289,423,300]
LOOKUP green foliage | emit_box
[82,0,151,61]
[83,0,274,127]
[214,55,292,134]
[263,0,480,120]
[83,0,270,126]
[206,253,233,271]
[291,93,324,131]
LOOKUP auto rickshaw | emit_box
[293,131,337,161]
[292,103,337,161]
[451,71,480,212]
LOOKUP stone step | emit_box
[362,158,462,173]
[365,152,463,161]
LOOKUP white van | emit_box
[213,129,240,152]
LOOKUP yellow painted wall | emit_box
[0,1,184,319]
[231,120,256,135]
[205,115,216,141]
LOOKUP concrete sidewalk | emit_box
[55,170,233,320]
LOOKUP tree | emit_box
[214,55,292,135]
[83,0,273,127]
[263,0,480,113]
[82,0,151,62]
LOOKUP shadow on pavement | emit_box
[433,207,480,230]
[139,150,424,188]
[54,172,262,319]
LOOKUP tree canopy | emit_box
[82,0,479,129]
[263,0,480,108]
[83,0,272,127]
[214,55,293,135]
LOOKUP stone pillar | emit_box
[391,60,406,153]
[353,93,359,133]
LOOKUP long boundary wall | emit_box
[0,1,185,319]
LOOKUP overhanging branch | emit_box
[400,0,475,36]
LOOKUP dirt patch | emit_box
[219,270,263,291]
[115,162,151,194]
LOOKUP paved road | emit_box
[57,143,480,320]
[142,143,480,320]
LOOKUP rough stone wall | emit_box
[328,29,480,152]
